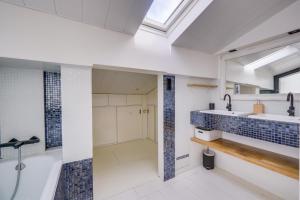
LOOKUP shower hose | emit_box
[10,147,23,200]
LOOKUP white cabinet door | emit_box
[117,106,142,143]
[93,106,117,146]
[147,105,156,142]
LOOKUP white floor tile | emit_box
[139,191,166,200]
[93,139,280,200]
[93,139,159,200]
[134,179,165,198]
[105,189,139,200]
[158,181,199,200]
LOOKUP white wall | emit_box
[61,65,93,163]
[0,2,217,79]
[221,0,300,52]
[0,67,45,159]
[175,75,216,173]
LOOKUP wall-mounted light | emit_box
[244,46,299,70]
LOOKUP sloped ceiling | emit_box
[0,0,153,34]
[92,69,157,94]
[229,42,300,75]
[173,0,296,54]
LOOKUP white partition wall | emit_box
[61,65,93,163]
[157,74,164,179]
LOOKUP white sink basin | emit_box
[199,110,251,117]
[248,114,300,124]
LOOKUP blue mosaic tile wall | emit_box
[191,111,299,147]
[54,158,93,200]
[163,75,175,181]
[44,72,62,149]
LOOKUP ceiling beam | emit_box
[167,0,213,45]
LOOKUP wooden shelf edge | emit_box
[191,137,299,180]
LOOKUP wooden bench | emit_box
[191,137,299,179]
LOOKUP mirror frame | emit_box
[219,33,300,101]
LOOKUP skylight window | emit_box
[143,0,192,32]
[146,0,183,24]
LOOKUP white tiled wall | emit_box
[0,67,45,159]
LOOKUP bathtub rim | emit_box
[40,159,62,200]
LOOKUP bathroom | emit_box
[0,0,299,200]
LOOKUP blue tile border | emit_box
[54,158,93,200]
[191,111,299,147]
[44,72,62,149]
[163,75,175,181]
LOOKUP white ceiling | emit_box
[1,0,153,34]
[92,69,157,94]
[173,0,296,54]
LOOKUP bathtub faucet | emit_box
[0,136,40,149]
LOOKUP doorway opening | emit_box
[92,68,159,199]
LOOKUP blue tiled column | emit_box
[163,75,175,181]
[54,158,93,200]
[44,72,62,148]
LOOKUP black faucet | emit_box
[287,92,295,116]
[0,136,40,149]
[224,94,232,111]
[0,138,19,149]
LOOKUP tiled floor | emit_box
[94,139,280,200]
[102,166,281,200]
[93,139,159,200]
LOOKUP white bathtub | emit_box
[0,150,62,200]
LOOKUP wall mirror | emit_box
[222,37,300,100]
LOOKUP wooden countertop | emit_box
[191,137,299,179]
